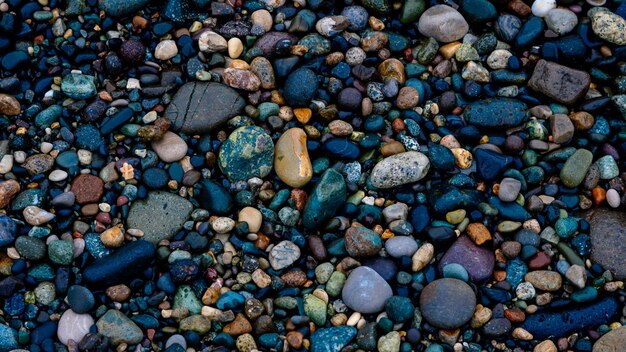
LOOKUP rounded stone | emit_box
[341,266,393,314]
[370,151,430,189]
[57,310,94,346]
[70,174,104,205]
[274,128,312,188]
[218,126,274,181]
[151,131,188,163]
[418,5,469,43]
[420,278,476,329]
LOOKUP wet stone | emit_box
[420,278,477,329]
[126,191,193,243]
[528,60,591,105]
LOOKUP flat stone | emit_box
[420,278,476,329]
[127,191,193,243]
[528,60,591,105]
[341,266,393,314]
[96,309,144,345]
[369,151,430,189]
[344,226,383,257]
[269,240,300,270]
[311,326,357,352]
[0,324,18,351]
[439,235,494,282]
[0,213,16,247]
[560,149,593,188]
[165,82,245,135]
[57,309,94,346]
[384,236,418,258]
[98,0,148,17]
[464,98,528,130]
[593,326,626,352]
[589,209,626,279]
[524,270,562,291]
[71,174,104,204]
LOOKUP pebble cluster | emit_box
[0,0,625,351]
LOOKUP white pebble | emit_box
[40,142,53,154]
[531,0,556,17]
[49,170,68,182]
[0,154,13,174]
[606,189,620,208]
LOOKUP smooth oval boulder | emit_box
[303,169,346,229]
[418,5,469,43]
[283,68,318,107]
[57,310,94,346]
[126,191,193,243]
[342,266,393,314]
[384,236,419,258]
[165,82,245,134]
[274,128,312,188]
[218,126,274,181]
[83,240,156,287]
[521,296,619,339]
[420,278,476,329]
[560,149,593,188]
[464,98,528,129]
[198,179,234,215]
[369,151,430,189]
[593,326,626,352]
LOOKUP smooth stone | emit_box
[369,151,430,188]
[218,126,274,181]
[165,82,245,134]
[545,8,578,35]
[311,326,357,352]
[151,132,188,163]
[57,309,94,346]
[269,240,300,270]
[524,270,562,291]
[198,179,234,215]
[418,5,469,43]
[61,73,97,100]
[593,326,626,352]
[528,60,591,105]
[303,169,346,229]
[274,128,312,188]
[464,98,528,129]
[420,278,476,329]
[460,0,496,23]
[560,149,593,188]
[521,297,619,339]
[0,214,17,247]
[589,209,626,279]
[96,309,144,345]
[127,191,193,243]
[439,235,494,282]
[283,68,318,107]
[498,177,522,202]
[531,0,556,17]
[83,240,156,287]
[384,236,418,258]
[67,285,95,313]
[342,266,393,314]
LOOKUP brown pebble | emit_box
[380,141,406,156]
[0,93,21,116]
[280,270,308,287]
[504,308,526,323]
[223,313,252,336]
[286,331,303,349]
[105,284,131,302]
[0,180,20,209]
[71,174,104,204]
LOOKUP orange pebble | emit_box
[592,187,606,206]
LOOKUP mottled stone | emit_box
[528,60,590,105]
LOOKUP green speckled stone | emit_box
[560,149,593,187]
[218,126,274,181]
[303,169,347,229]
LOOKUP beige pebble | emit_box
[411,242,434,271]
[228,38,243,59]
[238,207,263,233]
[100,224,124,248]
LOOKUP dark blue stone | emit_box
[322,138,360,160]
[67,285,95,314]
[515,16,545,49]
[0,214,16,247]
[284,68,318,106]
[198,179,234,215]
[83,240,156,287]
[142,168,169,189]
[475,148,514,181]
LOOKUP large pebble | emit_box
[303,169,346,229]
[342,266,393,314]
[528,60,590,105]
[57,310,94,346]
[83,240,156,287]
[418,5,469,43]
[96,309,144,345]
[590,8,626,45]
[127,191,193,243]
[274,128,312,188]
[369,151,430,189]
[420,278,476,329]
[589,209,626,279]
[269,241,300,270]
[151,132,187,163]
[218,126,274,181]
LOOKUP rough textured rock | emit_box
[127,191,193,243]
[593,326,626,352]
[588,209,626,279]
[528,60,591,105]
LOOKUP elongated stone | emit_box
[303,169,346,229]
[369,151,430,188]
[274,128,312,188]
[83,240,156,287]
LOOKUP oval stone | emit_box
[341,266,393,314]
[420,278,476,329]
[370,151,430,189]
[57,310,94,346]
[274,128,312,188]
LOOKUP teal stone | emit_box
[526,119,548,140]
[0,324,18,352]
[11,188,46,211]
[56,151,79,169]
[460,0,496,23]
[405,63,428,77]
[218,126,274,181]
[400,0,425,23]
[96,309,144,345]
[311,326,357,352]
[595,155,619,179]
[127,191,193,243]
[429,185,484,215]
[611,95,626,119]
[216,291,245,310]
[303,294,327,326]
[120,123,141,136]
[361,0,390,13]
[425,344,444,352]
[442,263,470,282]
[48,240,74,265]
[473,33,497,55]
[415,38,439,65]
[257,102,280,121]
[560,149,593,188]
[173,285,202,315]
[35,105,62,129]
[61,73,97,99]
[258,333,281,350]
[385,32,409,52]
[543,147,576,162]
[29,263,55,281]
[549,103,568,115]
[505,258,528,287]
[556,217,578,238]
[385,296,415,323]
[98,0,149,17]
[522,166,545,185]
[556,242,585,266]
[28,226,50,238]
[298,34,331,55]
[15,236,46,260]
[571,287,598,303]
[303,169,347,229]
[464,98,528,129]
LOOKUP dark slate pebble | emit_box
[83,240,156,287]
[464,98,528,130]
[521,297,619,339]
[0,214,16,247]
[322,138,360,160]
[283,68,318,107]
[143,168,169,189]
[198,179,234,215]
[67,285,95,314]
